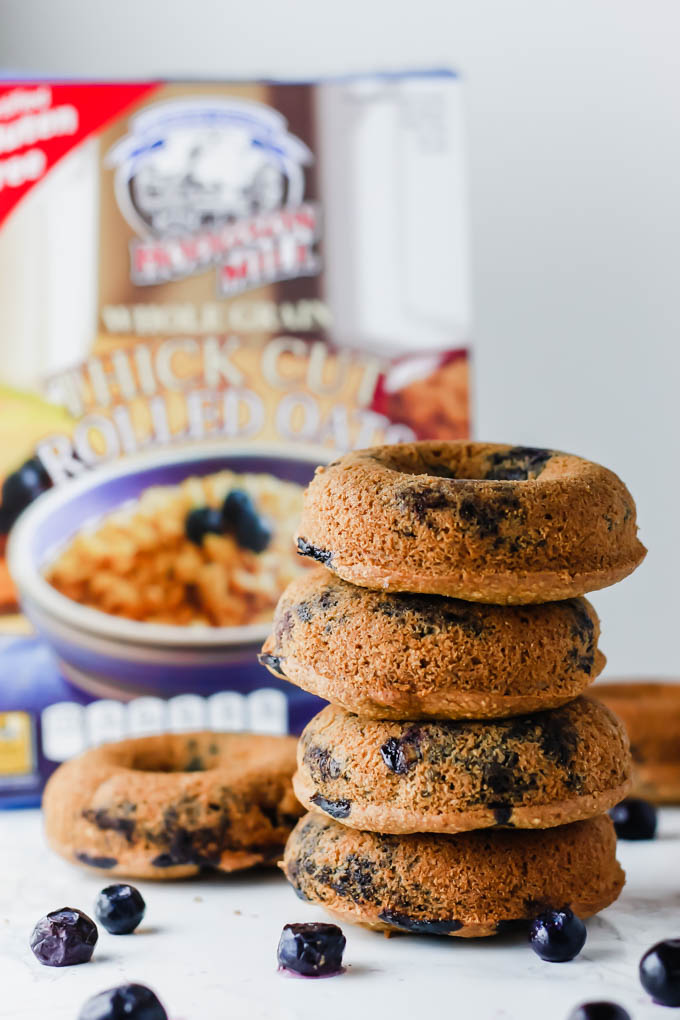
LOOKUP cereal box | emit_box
[0,73,471,804]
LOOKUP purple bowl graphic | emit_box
[7,442,329,733]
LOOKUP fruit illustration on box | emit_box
[0,387,74,613]
[0,386,73,482]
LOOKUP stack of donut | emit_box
[261,441,647,937]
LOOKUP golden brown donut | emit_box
[283,812,624,937]
[594,680,680,803]
[43,732,303,879]
[295,442,646,603]
[293,699,631,834]
[260,567,606,719]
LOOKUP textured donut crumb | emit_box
[294,698,632,833]
[43,732,303,879]
[296,442,646,602]
[261,567,606,719]
[283,812,624,937]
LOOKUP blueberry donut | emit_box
[43,732,303,879]
[595,681,680,804]
[260,568,605,719]
[283,812,624,937]
[295,442,646,603]
[293,699,631,834]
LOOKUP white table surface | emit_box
[0,808,677,1020]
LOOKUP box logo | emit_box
[106,98,321,294]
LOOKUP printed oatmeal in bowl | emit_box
[45,470,306,628]
[7,445,326,721]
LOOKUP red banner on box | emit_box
[0,82,158,226]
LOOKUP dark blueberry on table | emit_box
[567,1003,631,1020]
[223,489,271,553]
[277,921,346,977]
[29,907,98,966]
[1,456,51,516]
[185,506,223,545]
[609,797,657,840]
[529,907,586,962]
[95,884,146,934]
[639,939,680,1006]
[78,983,168,1020]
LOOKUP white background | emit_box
[0,0,678,676]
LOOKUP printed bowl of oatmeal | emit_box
[7,443,327,728]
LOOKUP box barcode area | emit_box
[41,689,288,763]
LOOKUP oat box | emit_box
[0,72,471,805]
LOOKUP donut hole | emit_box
[129,752,209,773]
[129,737,222,773]
[380,445,555,483]
[381,447,480,480]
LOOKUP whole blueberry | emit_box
[78,983,167,1020]
[529,907,586,962]
[2,457,51,516]
[609,798,657,840]
[640,939,680,1006]
[567,1003,631,1020]
[95,884,146,935]
[185,506,223,545]
[29,907,98,966]
[223,489,271,553]
[277,921,346,977]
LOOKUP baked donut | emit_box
[594,681,680,804]
[295,442,646,603]
[293,699,631,834]
[283,812,624,937]
[260,567,605,719]
[43,732,303,879]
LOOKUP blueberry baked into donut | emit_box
[283,812,624,938]
[295,442,646,603]
[294,698,631,834]
[43,732,302,879]
[260,567,606,719]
